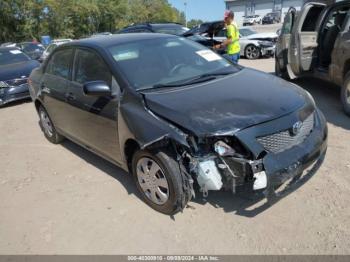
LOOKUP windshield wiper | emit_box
[148,71,235,90]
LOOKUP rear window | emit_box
[0,49,30,66]
[153,25,189,35]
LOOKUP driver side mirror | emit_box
[83,81,111,96]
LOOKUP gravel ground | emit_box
[0,58,350,255]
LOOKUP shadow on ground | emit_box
[0,98,32,108]
[295,77,350,131]
[61,140,140,198]
[60,137,322,218]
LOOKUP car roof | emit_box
[63,33,174,49]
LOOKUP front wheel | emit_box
[245,44,260,60]
[38,106,64,144]
[341,72,350,116]
[132,149,191,215]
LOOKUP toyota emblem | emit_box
[292,121,303,136]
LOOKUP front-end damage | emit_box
[142,105,328,210]
[121,82,328,211]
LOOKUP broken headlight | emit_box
[214,140,235,157]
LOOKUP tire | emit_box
[38,105,64,144]
[275,58,290,80]
[245,44,260,60]
[341,72,350,116]
[132,149,191,215]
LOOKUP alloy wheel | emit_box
[40,109,53,137]
[246,45,260,59]
[136,157,169,205]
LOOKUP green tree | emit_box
[187,19,204,29]
[0,0,187,42]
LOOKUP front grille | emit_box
[257,113,315,154]
[5,78,28,87]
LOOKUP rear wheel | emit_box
[245,44,260,60]
[341,72,350,116]
[132,149,191,215]
[38,106,64,144]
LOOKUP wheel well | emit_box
[124,139,140,171]
[34,99,42,112]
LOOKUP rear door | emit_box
[287,2,327,78]
[40,48,73,131]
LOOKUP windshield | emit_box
[153,25,189,36]
[0,49,30,66]
[239,28,257,36]
[108,37,239,90]
[22,43,45,52]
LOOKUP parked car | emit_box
[40,40,72,62]
[0,47,40,106]
[188,21,276,59]
[243,15,262,26]
[16,42,45,60]
[29,34,327,214]
[262,12,281,24]
[119,23,189,35]
[119,22,221,52]
[275,0,350,116]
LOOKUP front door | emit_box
[288,2,326,78]
[65,48,122,164]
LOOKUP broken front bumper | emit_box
[261,45,275,57]
[242,108,327,197]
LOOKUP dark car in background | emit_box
[29,34,327,215]
[119,22,222,52]
[118,22,189,35]
[0,47,40,106]
[16,42,45,60]
[262,12,281,24]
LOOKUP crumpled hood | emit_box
[142,68,311,137]
[244,32,278,40]
[0,60,40,81]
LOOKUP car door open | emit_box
[287,2,327,78]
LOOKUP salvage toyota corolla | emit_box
[28,34,327,215]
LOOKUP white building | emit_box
[225,0,304,25]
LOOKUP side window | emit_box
[46,49,73,79]
[74,49,112,85]
[282,11,294,34]
[301,6,325,32]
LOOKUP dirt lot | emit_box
[1,58,350,255]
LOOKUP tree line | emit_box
[0,0,187,42]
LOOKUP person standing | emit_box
[214,10,240,63]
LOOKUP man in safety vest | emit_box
[214,10,240,63]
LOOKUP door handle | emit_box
[65,92,76,101]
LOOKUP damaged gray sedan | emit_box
[28,34,328,214]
